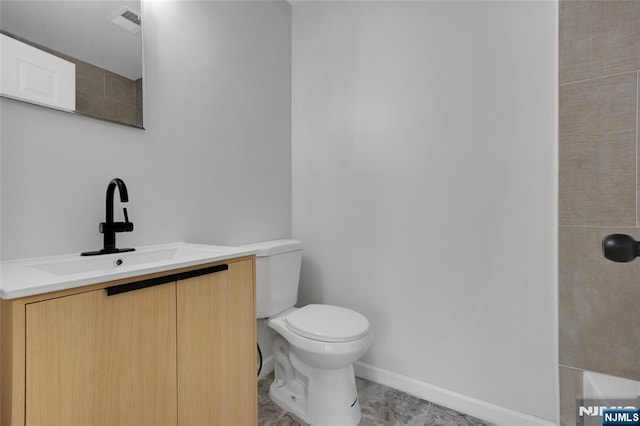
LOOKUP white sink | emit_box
[1,243,257,299]
[32,246,231,276]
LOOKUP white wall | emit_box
[292,1,558,422]
[0,1,291,260]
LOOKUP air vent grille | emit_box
[120,10,141,26]
[107,6,141,34]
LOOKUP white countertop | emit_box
[0,242,257,300]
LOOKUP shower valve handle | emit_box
[602,234,640,263]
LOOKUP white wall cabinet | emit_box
[0,33,75,110]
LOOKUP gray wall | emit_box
[559,1,640,425]
[292,1,558,422]
[0,1,292,260]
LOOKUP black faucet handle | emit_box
[121,207,134,232]
[99,221,133,233]
[99,208,133,234]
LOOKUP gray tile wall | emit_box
[74,62,137,126]
[559,1,640,424]
[559,366,583,426]
[135,78,143,128]
[559,73,637,226]
[559,1,640,84]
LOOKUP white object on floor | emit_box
[245,239,373,426]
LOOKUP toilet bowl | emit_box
[242,240,373,426]
[268,305,372,426]
[270,305,372,369]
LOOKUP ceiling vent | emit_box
[108,6,141,34]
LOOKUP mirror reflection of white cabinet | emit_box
[0,33,75,110]
[0,1,143,128]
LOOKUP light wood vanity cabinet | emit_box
[26,282,178,426]
[177,259,256,426]
[1,256,257,426]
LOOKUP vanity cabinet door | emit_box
[176,258,256,426]
[25,283,177,426]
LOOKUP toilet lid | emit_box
[285,304,370,343]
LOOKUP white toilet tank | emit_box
[241,240,303,319]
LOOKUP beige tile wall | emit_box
[559,1,640,424]
[135,78,143,128]
[559,73,637,226]
[559,1,640,84]
[75,63,137,126]
[559,227,640,379]
[559,366,583,426]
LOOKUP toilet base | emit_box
[269,362,361,426]
[269,379,310,422]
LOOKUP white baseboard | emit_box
[354,361,556,426]
[258,354,275,379]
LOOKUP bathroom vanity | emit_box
[0,244,257,426]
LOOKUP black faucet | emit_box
[81,178,135,256]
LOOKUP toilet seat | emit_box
[285,304,370,343]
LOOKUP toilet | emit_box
[244,239,372,426]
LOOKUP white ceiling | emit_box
[1,0,143,80]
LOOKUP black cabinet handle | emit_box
[179,264,229,280]
[106,264,229,296]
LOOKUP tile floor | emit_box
[258,373,497,426]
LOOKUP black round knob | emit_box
[602,234,638,262]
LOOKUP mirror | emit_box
[0,0,144,128]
